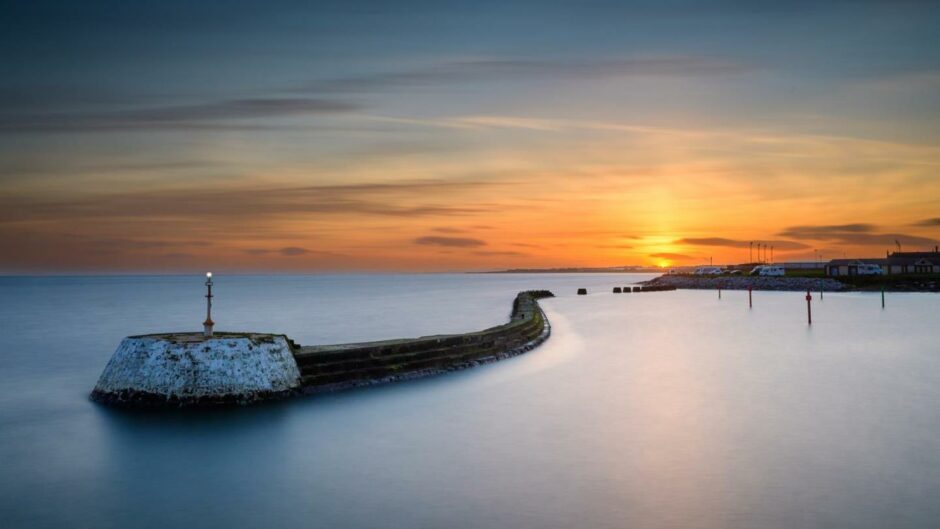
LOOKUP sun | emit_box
[657,260,671,268]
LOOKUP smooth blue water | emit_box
[1,274,938,529]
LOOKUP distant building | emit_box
[825,259,886,276]
[885,250,940,274]
[826,248,940,276]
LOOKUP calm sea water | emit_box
[1,274,938,529]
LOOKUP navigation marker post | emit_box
[805,290,812,325]
[204,272,214,337]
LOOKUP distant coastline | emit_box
[643,274,940,292]
[477,266,663,274]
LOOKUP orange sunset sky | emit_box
[2,1,938,273]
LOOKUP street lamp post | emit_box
[203,272,214,337]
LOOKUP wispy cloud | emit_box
[778,224,937,247]
[676,237,809,250]
[0,98,359,133]
[0,179,500,224]
[162,252,195,260]
[650,252,694,260]
[778,224,876,238]
[912,217,940,227]
[474,250,526,257]
[298,56,754,93]
[86,238,213,250]
[414,236,486,248]
[245,247,310,256]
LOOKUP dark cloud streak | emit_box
[778,224,876,238]
[245,247,310,256]
[414,236,486,248]
[0,179,498,224]
[298,56,754,94]
[677,237,809,250]
[778,224,937,247]
[0,98,360,133]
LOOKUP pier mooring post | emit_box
[881,287,885,309]
[718,286,721,299]
[748,286,752,308]
[805,290,812,325]
[203,272,214,337]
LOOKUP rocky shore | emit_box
[643,275,845,292]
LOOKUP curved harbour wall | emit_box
[91,290,554,409]
[295,290,554,393]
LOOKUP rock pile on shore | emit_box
[643,275,845,292]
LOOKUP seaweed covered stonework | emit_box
[90,333,301,408]
[294,290,554,393]
[91,291,555,409]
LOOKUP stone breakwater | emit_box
[643,275,845,292]
[294,290,554,393]
[91,290,554,409]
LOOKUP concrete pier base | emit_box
[91,333,301,408]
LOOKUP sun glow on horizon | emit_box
[1,2,939,273]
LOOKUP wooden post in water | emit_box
[805,290,812,325]
[881,287,885,309]
[718,285,721,299]
[748,286,752,308]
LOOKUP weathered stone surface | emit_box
[294,290,554,394]
[91,333,301,408]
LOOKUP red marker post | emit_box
[805,290,812,325]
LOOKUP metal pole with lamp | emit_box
[203,272,214,337]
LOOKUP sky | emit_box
[1,0,939,273]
